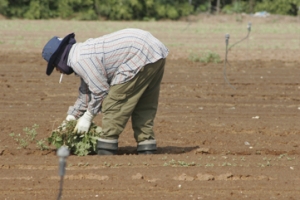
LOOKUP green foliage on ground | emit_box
[189,50,221,63]
[9,124,49,150]
[9,121,102,156]
[48,120,102,156]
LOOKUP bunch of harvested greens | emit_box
[48,120,102,156]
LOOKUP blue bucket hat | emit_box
[42,33,75,75]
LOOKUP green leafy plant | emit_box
[200,50,221,63]
[189,50,221,63]
[9,124,49,150]
[48,120,102,156]
[189,52,202,62]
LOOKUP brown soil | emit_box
[0,15,300,199]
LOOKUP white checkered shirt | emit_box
[67,28,169,117]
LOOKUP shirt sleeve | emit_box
[72,57,110,116]
[67,77,91,118]
[85,73,109,116]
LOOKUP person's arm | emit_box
[72,59,110,133]
[73,89,108,134]
[87,87,108,115]
[67,77,91,119]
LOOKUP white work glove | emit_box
[66,115,76,121]
[73,110,94,134]
[60,115,76,130]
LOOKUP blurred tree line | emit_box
[0,0,299,20]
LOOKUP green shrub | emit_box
[254,0,300,16]
[200,50,221,63]
[189,50,221,63]
[75,9,98,20]
[0,0,8,15]
[48,120,102,156]
[222,1,248,14]
[3,0,299,20]
[189,52,202,62]
[9,124,49,150]
[166,6,179,19]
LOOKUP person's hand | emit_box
[73,110,94,134]
[60,115,76,130]
[66,115,76,121]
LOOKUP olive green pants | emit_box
[100,58,166,143]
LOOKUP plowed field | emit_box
[0,15,300,199]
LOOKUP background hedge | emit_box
[0,0,299,20]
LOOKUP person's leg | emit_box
[99,59,165,154]
[132,59,165,142]
[98,79,141,155]
[100,77,141,139]
[132,59,166,154]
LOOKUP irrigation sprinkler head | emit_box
[225,33,230,40]
[57,146,70,158]
[57,146,69,177]
[225,33,230,45]
[247,22,252,32]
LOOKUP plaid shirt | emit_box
[66,28,169,117]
